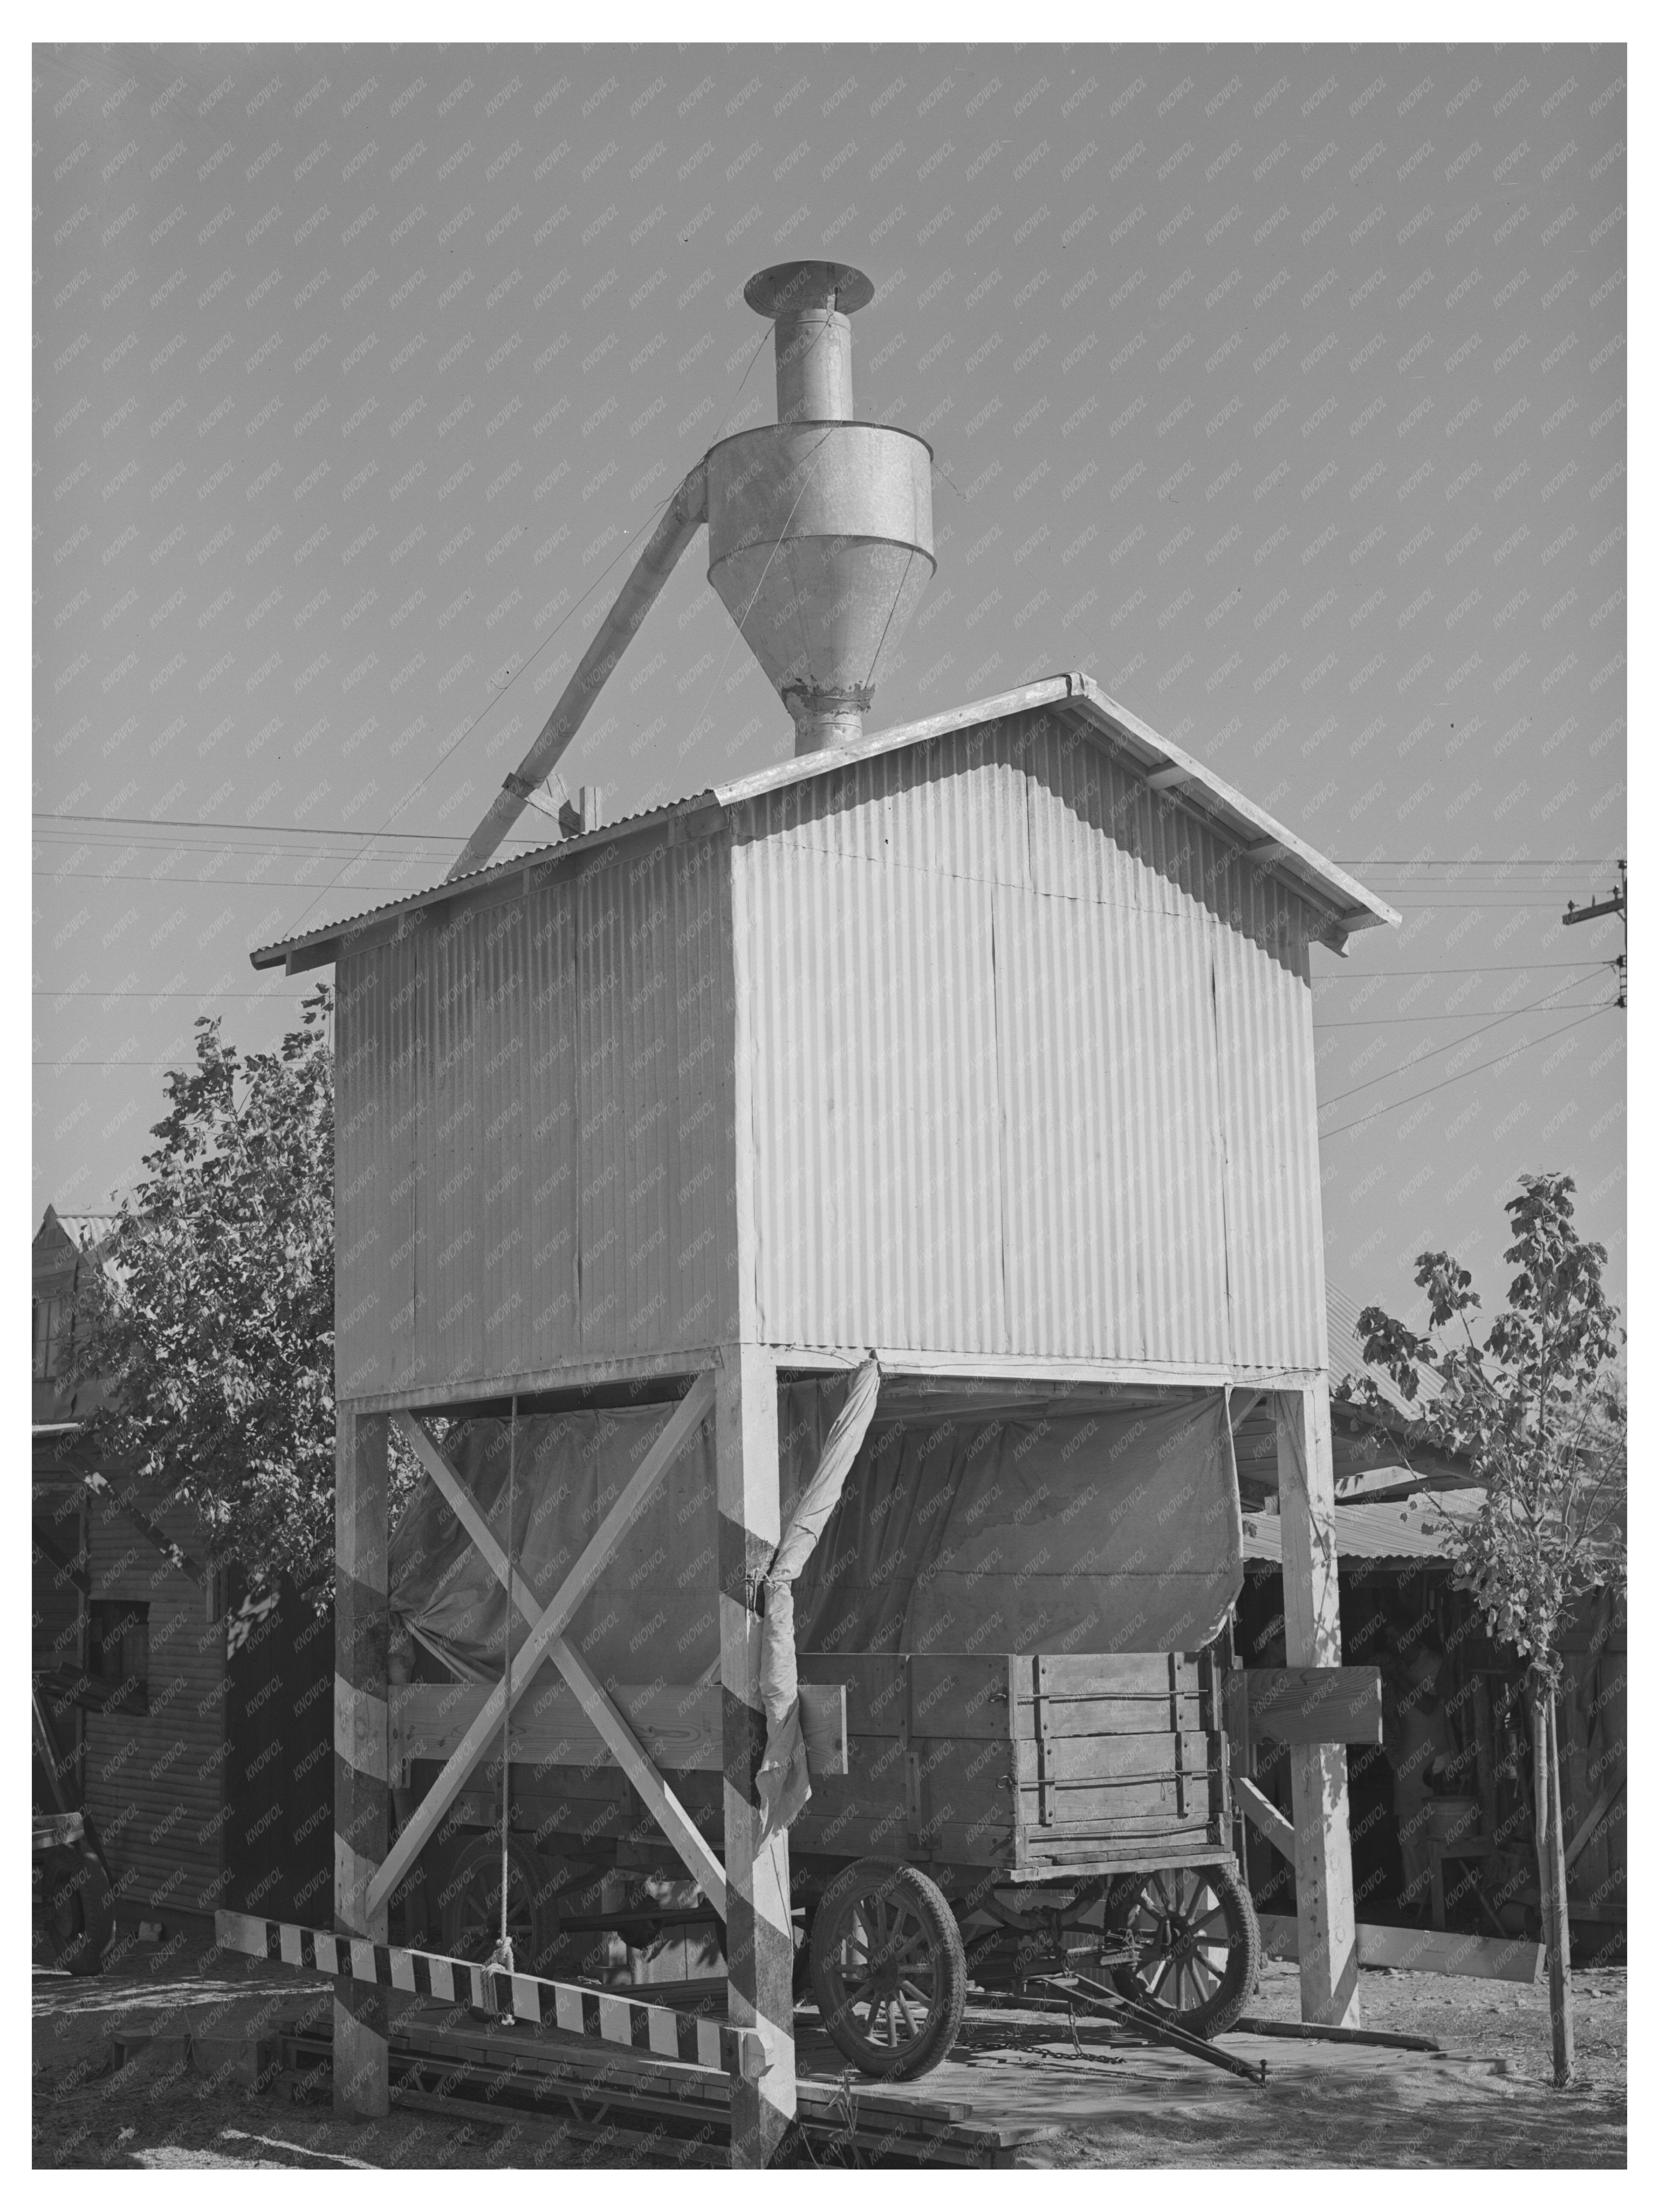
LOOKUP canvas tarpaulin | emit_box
[389,1383,1242,1689]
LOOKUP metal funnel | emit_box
[706,262,935,752]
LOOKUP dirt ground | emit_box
[32,1930,1626,2170]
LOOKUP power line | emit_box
[1316,997,1602,1028]
[33,810,554,845]
[1318,984,1610,1110]
[1315,960,1606,981]
[1318,1007,1615,1140]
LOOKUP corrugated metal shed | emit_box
[261,673,1397,1399]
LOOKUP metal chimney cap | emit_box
[744,260,875,319]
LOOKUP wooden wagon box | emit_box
[390,1647,1229,1887]
[793,1650,1230,1883]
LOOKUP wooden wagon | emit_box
[390,1634,1259,2079]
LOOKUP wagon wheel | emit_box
[33,1842,114,1977]
[809,1859,967,2079]
[440,1835,556,1976]
[1105,1862,1259,2039]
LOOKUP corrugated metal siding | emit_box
[334,840,730,1399]
[741,709,1326,1367]
[741,833,1006,1350]
[575,835,730,1356]
[81,1484,224,1916]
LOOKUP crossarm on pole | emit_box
[367,1372,718,1919]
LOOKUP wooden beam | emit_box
[1259,1914,1544,1985]
[1232,1771,1297,1863]
[1146,764,1191,790]
[393,1410,727,1915]
[716,1345,797,2167]
[366,1373,716,1919]
[1275,1381,1361,2028]
[216,1910,767,2080]
[334,1409,390,2119]
[1225,1666,1384,1749]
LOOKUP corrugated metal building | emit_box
[265,674,1394,1399]
[256,667,1399,2104]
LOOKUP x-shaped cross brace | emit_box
[366,1375,724,1921]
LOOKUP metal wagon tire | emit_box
[34,1842,114,1977]
[1105,1862,1260,2039]
[809,1858,967,2080]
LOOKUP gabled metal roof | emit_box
[251,671,1399,973]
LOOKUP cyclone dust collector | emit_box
[449,261,936,880]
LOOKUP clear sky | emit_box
[33,41,1626,1320]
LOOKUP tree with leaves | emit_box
[68,986,409,1607]
[1348,1171,1626,2087]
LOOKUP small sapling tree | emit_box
[1348,1172,1626,2086]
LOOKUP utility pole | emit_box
[1563,858,1626,1008]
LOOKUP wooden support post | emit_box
[716,1344,797,2168]
[334,1408,390,2118]
[1274,1380,1360,2027]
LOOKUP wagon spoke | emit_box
[1146,1950,1180,2001]
[1189,1949,1222,1992]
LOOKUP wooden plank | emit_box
[1005,1731,1216,1786]
[1015,1776,1200,1822]
[1259,1914,1544,1986]
[217,1909,767,2079]
[1227,1666,1384,1748]
[796,1652,906,1737]
[390,1680,721,1773]
[1015,1840,1224,1876]
[1012,1692,1208,1738]
[797,1682,848,1777]
[907,1655,1010,1740]
[367,1374,716,1920]
[1029,1652,1200,1697]
[390,1409,726,1916]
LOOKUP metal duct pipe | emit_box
[446,462,707,882]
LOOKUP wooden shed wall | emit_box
[333,828,733,1401]
[81,1481,225,1917]
[735,708,1328,1370]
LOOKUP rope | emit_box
[489,1394,518,1978]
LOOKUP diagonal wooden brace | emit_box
[367,1372,717,1921]
[392,1408,727,1915]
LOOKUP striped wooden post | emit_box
[716,1345,797,2166]
[1275,1379,1361,2028]
[334,1407,390,2117]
